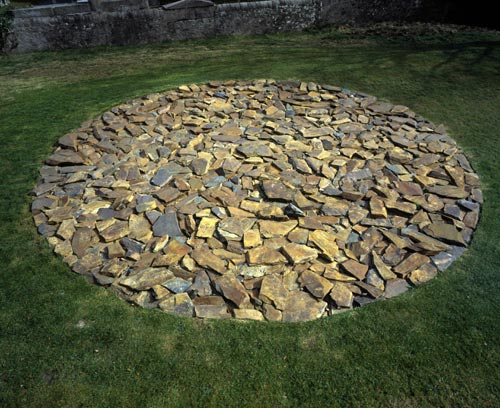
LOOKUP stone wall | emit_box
[319,0,427,25]
[3,0,321,53]
[2,0,433,53]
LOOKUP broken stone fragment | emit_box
[156,239,191,265]
[300,270,333,299]
[366,269,385,291]
[261,180,295,201]
[120,267,173,291]
[190,270,212,296]
[72,227,99,258]
[236,142,274,158]
[246,247,287,265]
[243,229,262,248]
[341,259,369,280]
[309,230,338,261]
[159,293,194,317]
[409,263,438,285]
[217,217,256,241]
[259,220,298,238]
[196,217,218,238]
[163,277,192,294]
[393,253,430,276]
[281,243,318,264]
[214,275,249,307]
[195,304,231,319]
[129,214,152,243]
[370,197,387,218]
[423,223,466,246]
[282,292,327,322]
[190,158,210,176]
[384,279,410,298]
[192,246,227,274]
[329,282,354,308]
[259,274,288,310]
[427,185,468,199]
[233,309,264,321]
[372,251,397,280]
[153,212,183,237]
[46,149,85,166]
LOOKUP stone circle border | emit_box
[32,80,482,322]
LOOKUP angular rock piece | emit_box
[282,292,327,322]
[153,212,183,237]
[237,142,274,158]
[247,247,287,265]
[341,259,369,280]
[393,253,430,276]
[159,293,194,317]
[243,229,262,248]
[300,270,333,299]
[423,223,466,246]
[46,150,84,166]
[233,309,264,321]
[214,275,249,307]
[163,277,192,294]
[261,180,295,201]
[72,227,99,257]
[370,197,387,218]
[195,304,231,319]
[120,267,173,291]
[157,239,191,265]
[372,251,397,280]
[427,185,468,199]
[409,263,438,285]
[309,230,338,261]
[384,279,410,298]
[259,220,297,238]
[190,270,212,296]
[196,217,218,238]
[330,282,354,308]
[192,247,227,274]
[259,275,288,310]
[282,243,318,264]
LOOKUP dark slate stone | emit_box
[120,237,144,254]
[431,246,466,272]
[153,212,183,237]
[354,296,376,307]
[151,168,173,187]
[284,203,305,217]
[163,277,192,294]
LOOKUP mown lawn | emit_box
[0,29,499,407]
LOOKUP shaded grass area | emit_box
[0,30,499,407]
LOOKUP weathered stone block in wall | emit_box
[215,0,318,36]
[165,5,215,21]
[97,0,150,12]
[13,3,91,18]
[319,0,423,25]
[53,3,92,16]
[13,6,55,18]
[163,0,214,10]
[173,17,215,39]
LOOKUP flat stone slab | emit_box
[32,80,482,321]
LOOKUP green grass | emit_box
[1,29,499,407]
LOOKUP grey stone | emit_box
[153,212,183,237]
[163,277,192,293]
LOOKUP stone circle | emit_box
[32,80,482,322]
